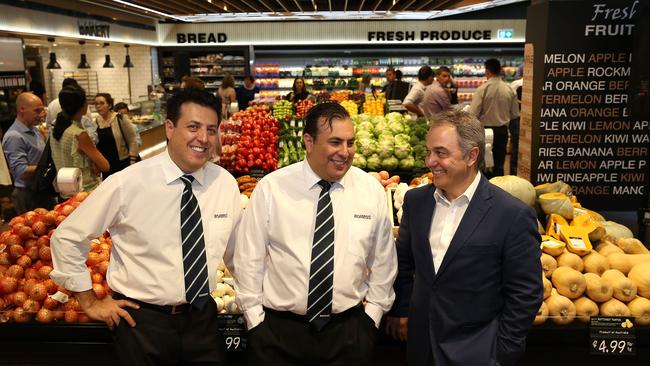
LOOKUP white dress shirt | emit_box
[234,160,397,329]
[429,171,481,272]
[469,77,520,127]
[50,150,242,306]
[402,81,428,113]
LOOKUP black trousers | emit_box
[485,125,509,178]
[112,294,225,366]
[247,306,377,366]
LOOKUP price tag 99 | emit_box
[225,336,241,350]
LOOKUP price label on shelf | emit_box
[217,314,247,352]
[589,316,635,356]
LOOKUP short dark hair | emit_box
[484,59,501,75]
[113,102,129,112]
[62,78,80,88]
[395,70,403,80]
[243,75,255,83]
[95,93,114,109]
[417,66,433,81]
[182,76,205,90]
[436,66,451,75]
[166,89,221,126]
[303,102,350,141]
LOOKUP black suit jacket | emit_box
[384,80,411,102]
[392,175,542,366]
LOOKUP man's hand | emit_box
[385,316,408,341]
[75,290,139,330]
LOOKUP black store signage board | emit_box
[527,0,649,210]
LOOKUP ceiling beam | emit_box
[275,0,291,13]
[328,0,332,12]
[432,0,453,10]
[256,0,276,13]
[400,0,418,11]
[388,0,400,11]
[244,0,263,12]
[344,0,348,12]
[137,0,193,15]
[186,0,215,13]
[415,0,436,11]
[222,0,249,12]
[292,0,304,12]
[358,0,366,11]
[372,0,383,11]
[78,0,163,21]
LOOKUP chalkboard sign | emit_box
[527,0,648,210]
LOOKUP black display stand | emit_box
[1,321,649,365]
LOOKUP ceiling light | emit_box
[78,40,90,69]
[123,44,134,68]
[47,53,61,69]
[103,55,114,68]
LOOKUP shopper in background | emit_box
[50,89,242,366]
[114,102,143,150]
[284,76,310,102]
[443,74,459,106]
[180,76,205,90]
[2,92,56,213]
[469,58,519,178]
[386,110,542,366]
[420,66,454,117]
[509,64,524,176]
[402,65,434,117]
[218,73,237,120]
[236,75,259,111]
[50,86,109,193]
[383,67,411,102]
[46,78,97,144]
[93,93,139,179]
[235,102,396,366]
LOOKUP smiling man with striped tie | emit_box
[234,102,397,366]
[50,89,242,365]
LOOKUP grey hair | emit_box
[429,110,485,170]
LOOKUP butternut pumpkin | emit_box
[534,302,548,325]
[556,252,584,272]
[627,297,650,326]
[573,296,599,323]
[541,235,565,257]
[582,251,609,276]
[627,262,650,299]
[601,269,637,302]
[616,238,649,255]
[541,253,557,278]
[543,275,552,300]
[551,267,586,299]
[599,298,631,317]
[595,241,624,257]
[539,192,574,220]
[583,273,613,303]
[607,253,650,275]
[571,212,606,242]
[546,290,576,325]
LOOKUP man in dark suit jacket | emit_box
[386,110,542,366]
[383,67,411,102]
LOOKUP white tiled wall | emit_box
[39,44,154,106]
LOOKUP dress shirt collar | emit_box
[434,170,481,206]
[161,149,206,186]
[301,159,345,191]
[13,119,37,135]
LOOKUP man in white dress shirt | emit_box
[50,89,241,365]
[234,102,397,365]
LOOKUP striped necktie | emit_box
[307,180,335,331]
[180,175,210,309]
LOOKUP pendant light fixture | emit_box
[123,44,134,68]
[102,43,113,68]
[78,40,90,69]
[46,37,61,69]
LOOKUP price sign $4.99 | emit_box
[589,317,635,356]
